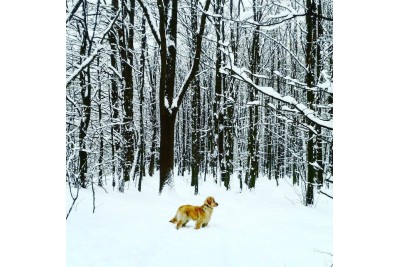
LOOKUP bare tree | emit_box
[137,0,212,193]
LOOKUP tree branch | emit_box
[66,9,121,88]
[66,0,83,25]
[66,180,79,220]
[136,0,161,45]
[172,0,212,112]
[319,190,333,199]
[221,51,333,130]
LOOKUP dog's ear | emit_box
[207,197,212,205]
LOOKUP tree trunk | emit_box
[158,0,178,192]
[222,0,237,190]
[213,0,223,184]
[78,2,91,188]
[78,71,91,188]
[120,0,135,189]
[97,57,104,186]
[138,14,146,192]
[191,84,200,194]
[247,0,261,189]
[108,0,122,189]
[315,0,324,188]
[305,0,316,205]
[147,48,158,177]
[155,0,211,193]
[190,0,200,195]
[159,112,176,192]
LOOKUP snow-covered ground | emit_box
[66,174,332,267]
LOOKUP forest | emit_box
[66,0,333,212]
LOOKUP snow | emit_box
[317,70,333,93]
[171,97,178,110]
[296,103,333,130]
[164,96,170,111]
[219,68,229,75]
[310,161,323,170]
[282,105,297,112]
[239,9,253,21]
[166,34,175,49]
[67,174,332,267]
[246,100,260,106]
[218,40,230,47]
[268,103,277,110]
[203,10,222,18]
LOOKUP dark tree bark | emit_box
[158,0,179,192]
[78,72,91,188]
[315,0,324,188]
[266,107,273,181]
[138,14,146,192]
[97,57,104,187]
[78,0,91,188]
[147,48,159,177]
[221,0,238,190]
[305,0,317,205]
[247,0,261,189]
[120,0,135,191]
[190,0,200,195]
[213,0,224,184]
[109,0,121,186]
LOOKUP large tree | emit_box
[137,0,212,193]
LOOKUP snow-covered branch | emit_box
[66,0,83,25]
[221,50,333,130]
[170,0,212,113]
[258,31,307,71]
[66,47,100,87]
[225,1,331,30]
[108,65,122,81]
[273,70,333,96]
[66,94,82,117]
[316,70,333,94]
[66,9,121,88]
[136,0,161,45]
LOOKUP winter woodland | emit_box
[66,0,333,201]
[66,0,333,265]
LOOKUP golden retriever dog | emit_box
[169,196,219,230]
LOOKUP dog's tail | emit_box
[169,215,177,224]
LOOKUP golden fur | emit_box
[169,196,219,230]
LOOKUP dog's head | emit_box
[205,196,219,207]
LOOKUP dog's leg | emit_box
[176,220,184,230]
[202,222,208,227]
[195,221,203,230]
[176,213,187,229]
[182,220,189,227]
[169,215,177,224]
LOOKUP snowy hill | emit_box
[66,174,332,267]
